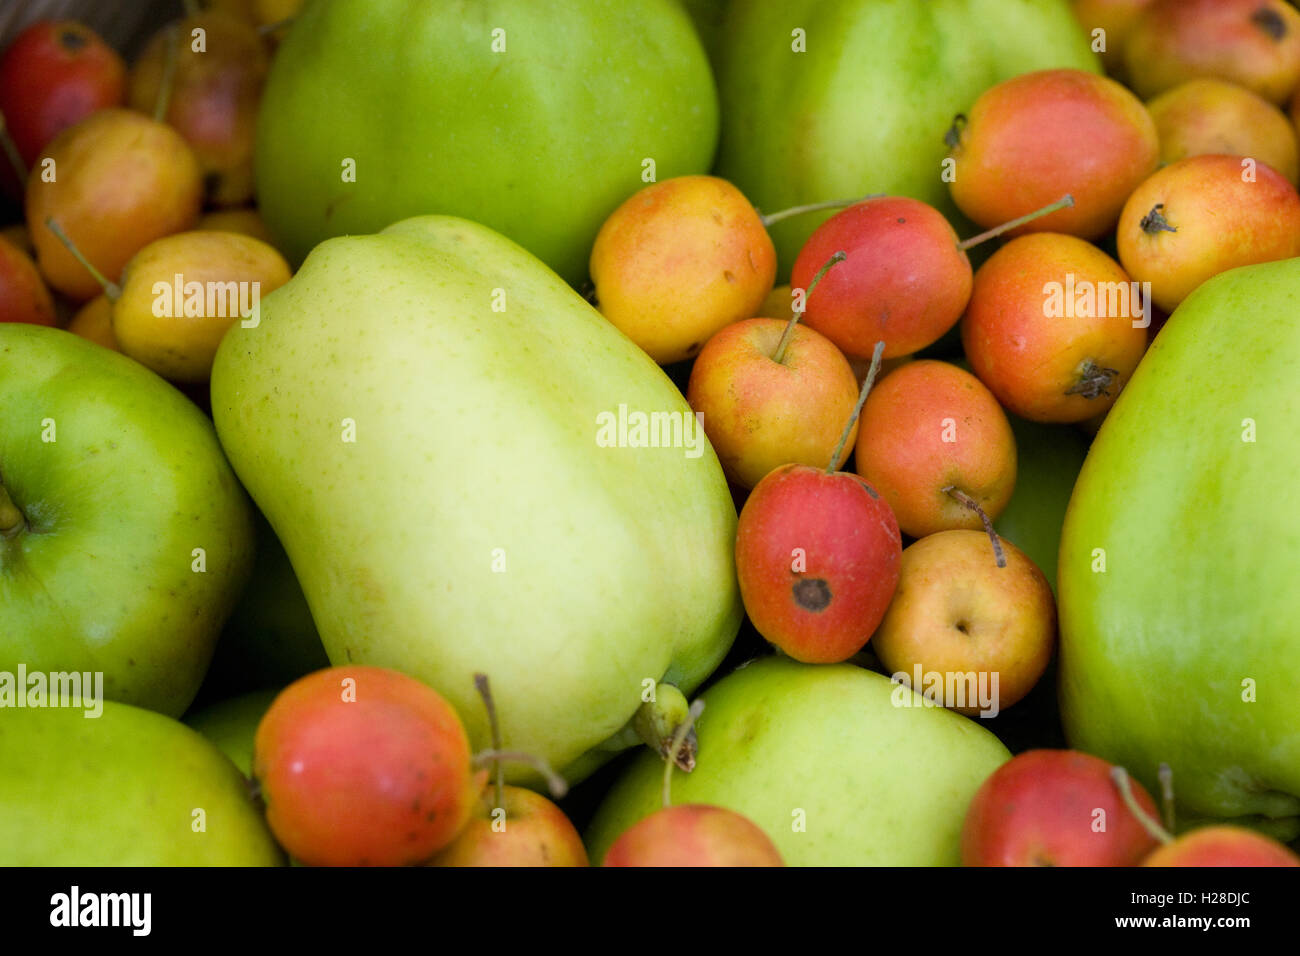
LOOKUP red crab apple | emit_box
[1142,826,1300,867]
[962,750,1163,866]
[735,344,902,664]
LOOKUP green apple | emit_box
[0,701,283,865]
[255,0,718,284]
[201,511,328,697]
[713,0,1099,273]
[995,415,1090,593]
[0,325,254,718]
[1059,258,1300,840]
[185,688,280,777]
[585,657,1010,865]
[210,215,742,783]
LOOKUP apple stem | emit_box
[1110,766,1174,845]
[0,481,25,538]
[0,109,28,185]
[772,250,845,365]
[662,698,705,809]
[826,341,885,474]
[472,750,568,800]
[943,487,1006,568]
[43,217,121,301]
[956,194,1074,251]
[154,24,181,124]
[1157,762,1176,833]
[473,673,506,814]
[759,194,883,228]
[943,113,968,151]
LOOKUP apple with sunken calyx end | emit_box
[602,699,784,867]
[587,656,1011,866]
[961,232,1148,424]
[0,235,56,325]
[1059,257,1300,840]
[1068,0,1154,79]
[253,666,489,867]
[0,324,254,717]
[686,252,860,489]
[589,175,776,365]
[1116,153,1300,314]
[948,69,1158,241]
[962,751,1162,866]
[429,673,586,867]
[993,416,1089,593]
[854,359,1017,544]
[184,687,280,777]
[1147,78,1299,186]
[128,11,270,208]
[211,214,742,784]
[1124,0,1300,105]
[26,108,202,302]
[733,343,902,664]
[872,530,1056,718]
[255,0,717,283]
[711,0,1099,275]
[0,700,282,865]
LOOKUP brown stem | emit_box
[662,698,704,809]
[1157,762,1176,834]
[0,109,28,185]
[1110,766,1174,845]
[944,487,1006,568]
[43,218,121,300]
[472,750,567,800]
[944,113,967,150]
[1064,360,1119,400]
[473,673,505,813]
[773,250,845,365]
[154,24,181,124]
[957,194,1074,251]
[826,341,885,474]
[760,194,883,228]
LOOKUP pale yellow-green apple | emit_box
[872,531,1057,717]
[0,701,282,865]
[586,657,1010,865]
[0,324,254,717]
[1059,257,1300,840]
[210,215,741,784]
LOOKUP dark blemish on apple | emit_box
[425,810,438,822]
[793,577,832,611]
[59,28,87,51]
[897,218,905,224]
[723,270,737,283]
[1253,7,1287,40]
[955,621,970,635]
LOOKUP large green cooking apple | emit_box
[0,701,283,865]
[713,0,1099,273]
[585,657,1011,865]
[1059,258,1300,840]
[210,215,742,783]
[255,0,718,284]
[0,325,253,718]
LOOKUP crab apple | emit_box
[854,360,1016,540]
[948,68,1158,240]
[962,750,1163,866]
[788,196,971,361]
[603,804,784,867]
[252,666,486,867]
[1116,153,1300,313]
[961,233,1148,423]
[1142,826,1300,867]
[428,785,588,867]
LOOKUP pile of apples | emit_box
[2,0,1300,869]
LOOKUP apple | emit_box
[0,234,56,326]
[1116,153,1300,313]
[603,804,784,867]
[428,785,588,867]
[0,324,253,717]
[962,750,1163,866]
[1125,0,1300,104]
[1142,826,1300,867]
[1069,0,1155,79]
[948,68,1158,240]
